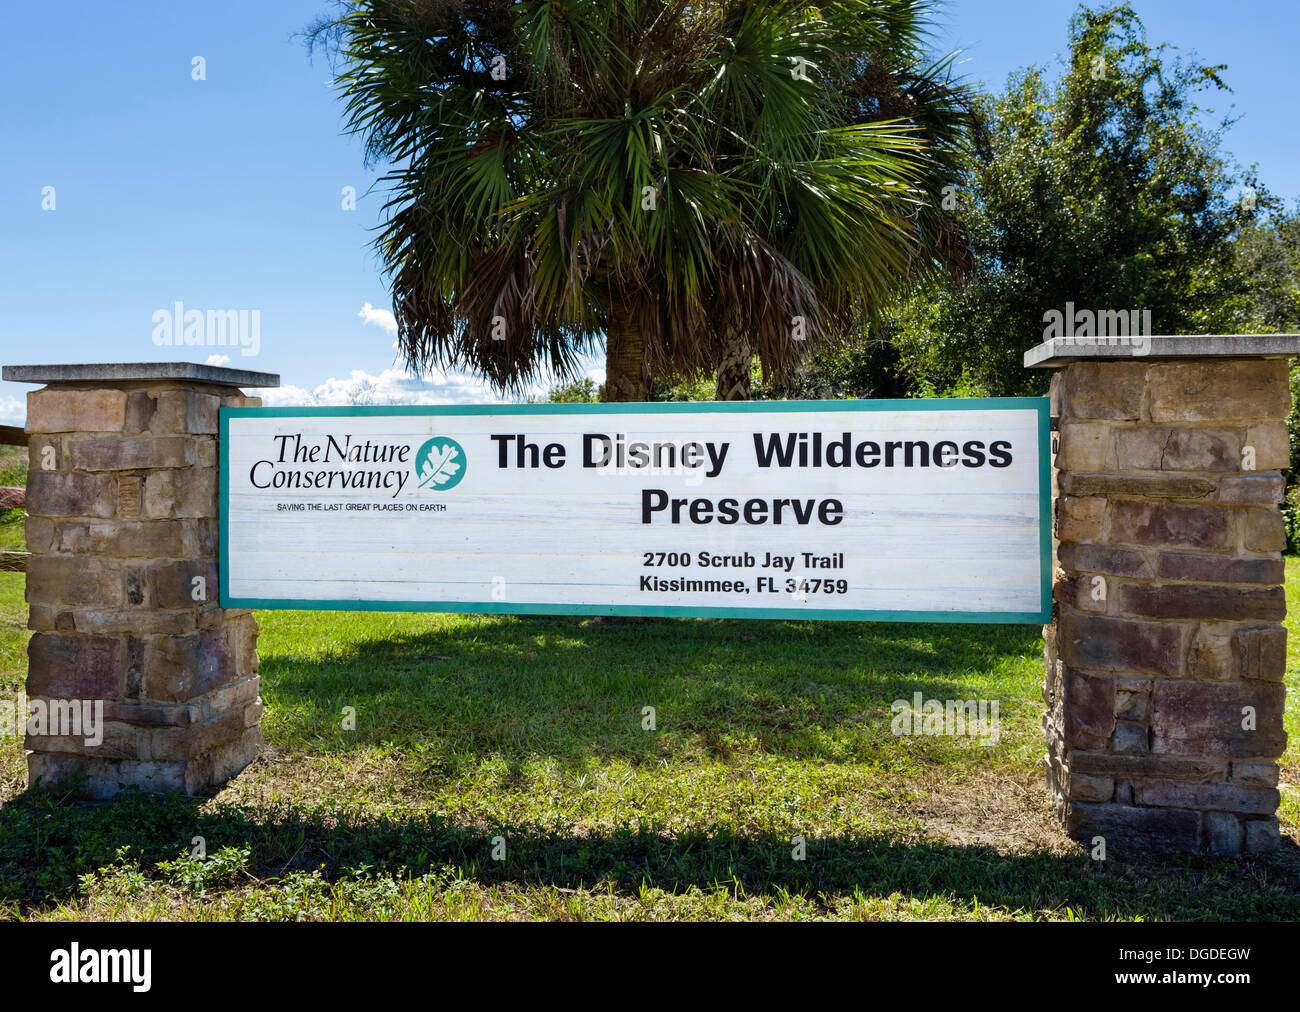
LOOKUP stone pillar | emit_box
[1,363,279,798]
[1027,336,1299,855]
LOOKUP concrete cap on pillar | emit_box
[2,362,280,387]
[1025,334,1300,369]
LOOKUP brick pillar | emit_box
[3,363,279,797]
[1031,340,1294,855]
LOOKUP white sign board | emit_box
[220,400,1050,623]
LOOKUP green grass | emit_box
[0,445,26,553]
[0,564,1296,921]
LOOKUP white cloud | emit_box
[259,362,609,408]
[260,367,521,408]
[0,397,24,426]
[358,302,398,335]
[206,354,231,366]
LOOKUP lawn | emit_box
[0,445,25,553]
[0,562,1296,921]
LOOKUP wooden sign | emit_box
[220,400,1050,623]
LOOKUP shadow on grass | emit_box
[1,788,1297,920]
[261,614,1045,763]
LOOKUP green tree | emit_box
[892,3,1272,397]
[1229,209,1300,333]
[311,0,976,402]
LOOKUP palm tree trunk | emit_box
[604,295,649,402]
[714,328,752,401]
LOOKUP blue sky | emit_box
[1,0,1296,423]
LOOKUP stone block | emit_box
[1117,428,1241,472]
[1148,359,1290,422]
[1060,543,1152,578]
[27,753,188,799]
[1109,501,1229,549]
[26,606,69,632]
[55,524,89,553]
[1151,681,1286,758]
[1187,626,1235,681]
[26,720,143,761]
[1203,812,1243,855]
[1239,507,1286,552]
[1059,474,1216,499]
[1230,762,1279,788]
[1113,721,1148,753]
[1119,584,1285,621]
[1067,773,1115,802]
[1219,475,1285,504]
[191,726,262,791]
[187,393,220,434]
[151,559,219,608]
[227,613,260,678]
[1067,752,1225,781]
[1054,573,1109,612]
[27,633,124,698]
[1058,422,1113,471]
[117,475,142,518]
[70,436,191,472]
[1065,803,1201,852]
[25,555,123,608]
[142,469,217,519]
[124,391,157,433]
[73,609,197,636]
[24,515,54,554]
[26,389,127,433]
[1134,780,1279,816]
[1235,627,1286,681]
[1066,670,1116,750]
[25,471,115,518]
[1244,819,1281,855]
[204,676,260,717]
[1157,552,1283,585]
[1243,421,1289,470]
[1114,687,1149,722]
[152,391,220,436]
[141,628,231,703]
[1062,613,1184,676]
[1113,428,1168,471]
[89,521,187,559]
[1062,362,1148,420]
[1057,496,1106,542]
[102,702,199,728]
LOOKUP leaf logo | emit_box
[414,436,467,491]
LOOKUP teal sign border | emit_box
[219,398,1052,624]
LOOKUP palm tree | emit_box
[311,0,977,401]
